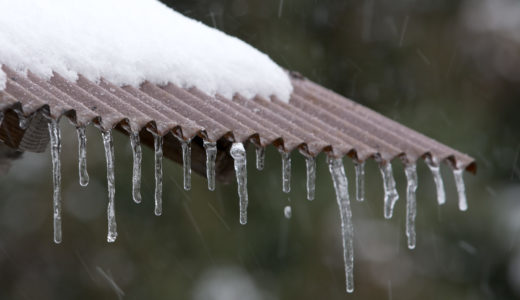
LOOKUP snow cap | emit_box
[0,0,293,102]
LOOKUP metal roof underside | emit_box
[0,65,476,182]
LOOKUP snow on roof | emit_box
[0,0,293,102]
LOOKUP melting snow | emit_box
[0,0,293,101]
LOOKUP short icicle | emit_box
[280,150,291,193]
[284,205,292,219]
[305,156,316,201]
[76,126,89,187]
[48,119,62,244]
[153,133,163,216]
[102,131,117,243]
[379,162,399,219]
[129,132,142,204]
[203,140,217,191]
[230,143,248,225]
[453,168,468,211]
[327,157,355,293]
[354,161,365,202]
[425,157,446,205]
[181,140,192,191]
[255,146,265,171]
[404,163,418,249]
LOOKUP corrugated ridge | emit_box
[0,65,476,173]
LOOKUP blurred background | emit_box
[1,0,519,299]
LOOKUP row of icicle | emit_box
[46,119,468,293]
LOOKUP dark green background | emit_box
[1,0,519,299]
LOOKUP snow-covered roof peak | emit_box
[0,0,293,102]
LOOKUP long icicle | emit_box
[305,156,316,201]
[181,140,192,191]
[453,168,468,211]
[328,157,355,293]
[425,157,446,205]
[76,126,89,187]
[230,143,248,225]
[379,162,399,219]
[280,150,291,193]
[48,119,62,244]
[203,140,217,191]
[354,161,365,202]
[102,131,117,243]
[129,132,142,204]
[405,163,418,249]
[256,146,265,171]
[153,133,163,216]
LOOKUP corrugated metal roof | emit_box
[0,64,476,181]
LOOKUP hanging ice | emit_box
[453,168,468,211]
[153,133,163,216]
[327,157,355,293]
[280,150,291,193]
[129,132,142,204]
[203,140,217,191]
[48,119,62,244]
[404,163,418,249]
[425,157,446,205]
[305,156,316,201]
[230,143,248,225]
[284,205,292,219]
[354,161,365,202]
[102,131,117,243]
[379,162,399,219]
[181,139,192,191]
[76,126,89,187]
[255,146,265,171]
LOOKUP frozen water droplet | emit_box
[230,143,248,225]
[102,131,117,243]
[153,133,163,216]
[405,163,418,249]
[255,146,265,170]
[327,157,355,293]
[76,126,89,187]
[453,168,468,211]
[354,161,365,202]
[379,162,399,219]
[129,132,142,204]
[284,205,292,219]
[425,157,445,205]
[181,140,192,191]
[203,140,217,191]
[280,150,291,193]
[48,120,62,244]
[305,156,316,201]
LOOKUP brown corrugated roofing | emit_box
[0,65,476,181]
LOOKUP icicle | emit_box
[453,168,468,211]
[203,140,217,191]
[284,205,292,219]
[129,132,142,204]
[153,133,163,216]
[327,157,355,293]
[379,162,399,219]
[76,126,89,187]
[425,157,446,205]
[404,163,418,250]
[354,161,365,202]
[181,140,192,191]
[280,150,291,193]
[48,120,62,244]
[255,146,265,170]
[305,156,316,201]
[102,131,117,243]
[230,143,248,225]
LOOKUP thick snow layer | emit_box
[0,0,292,102]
